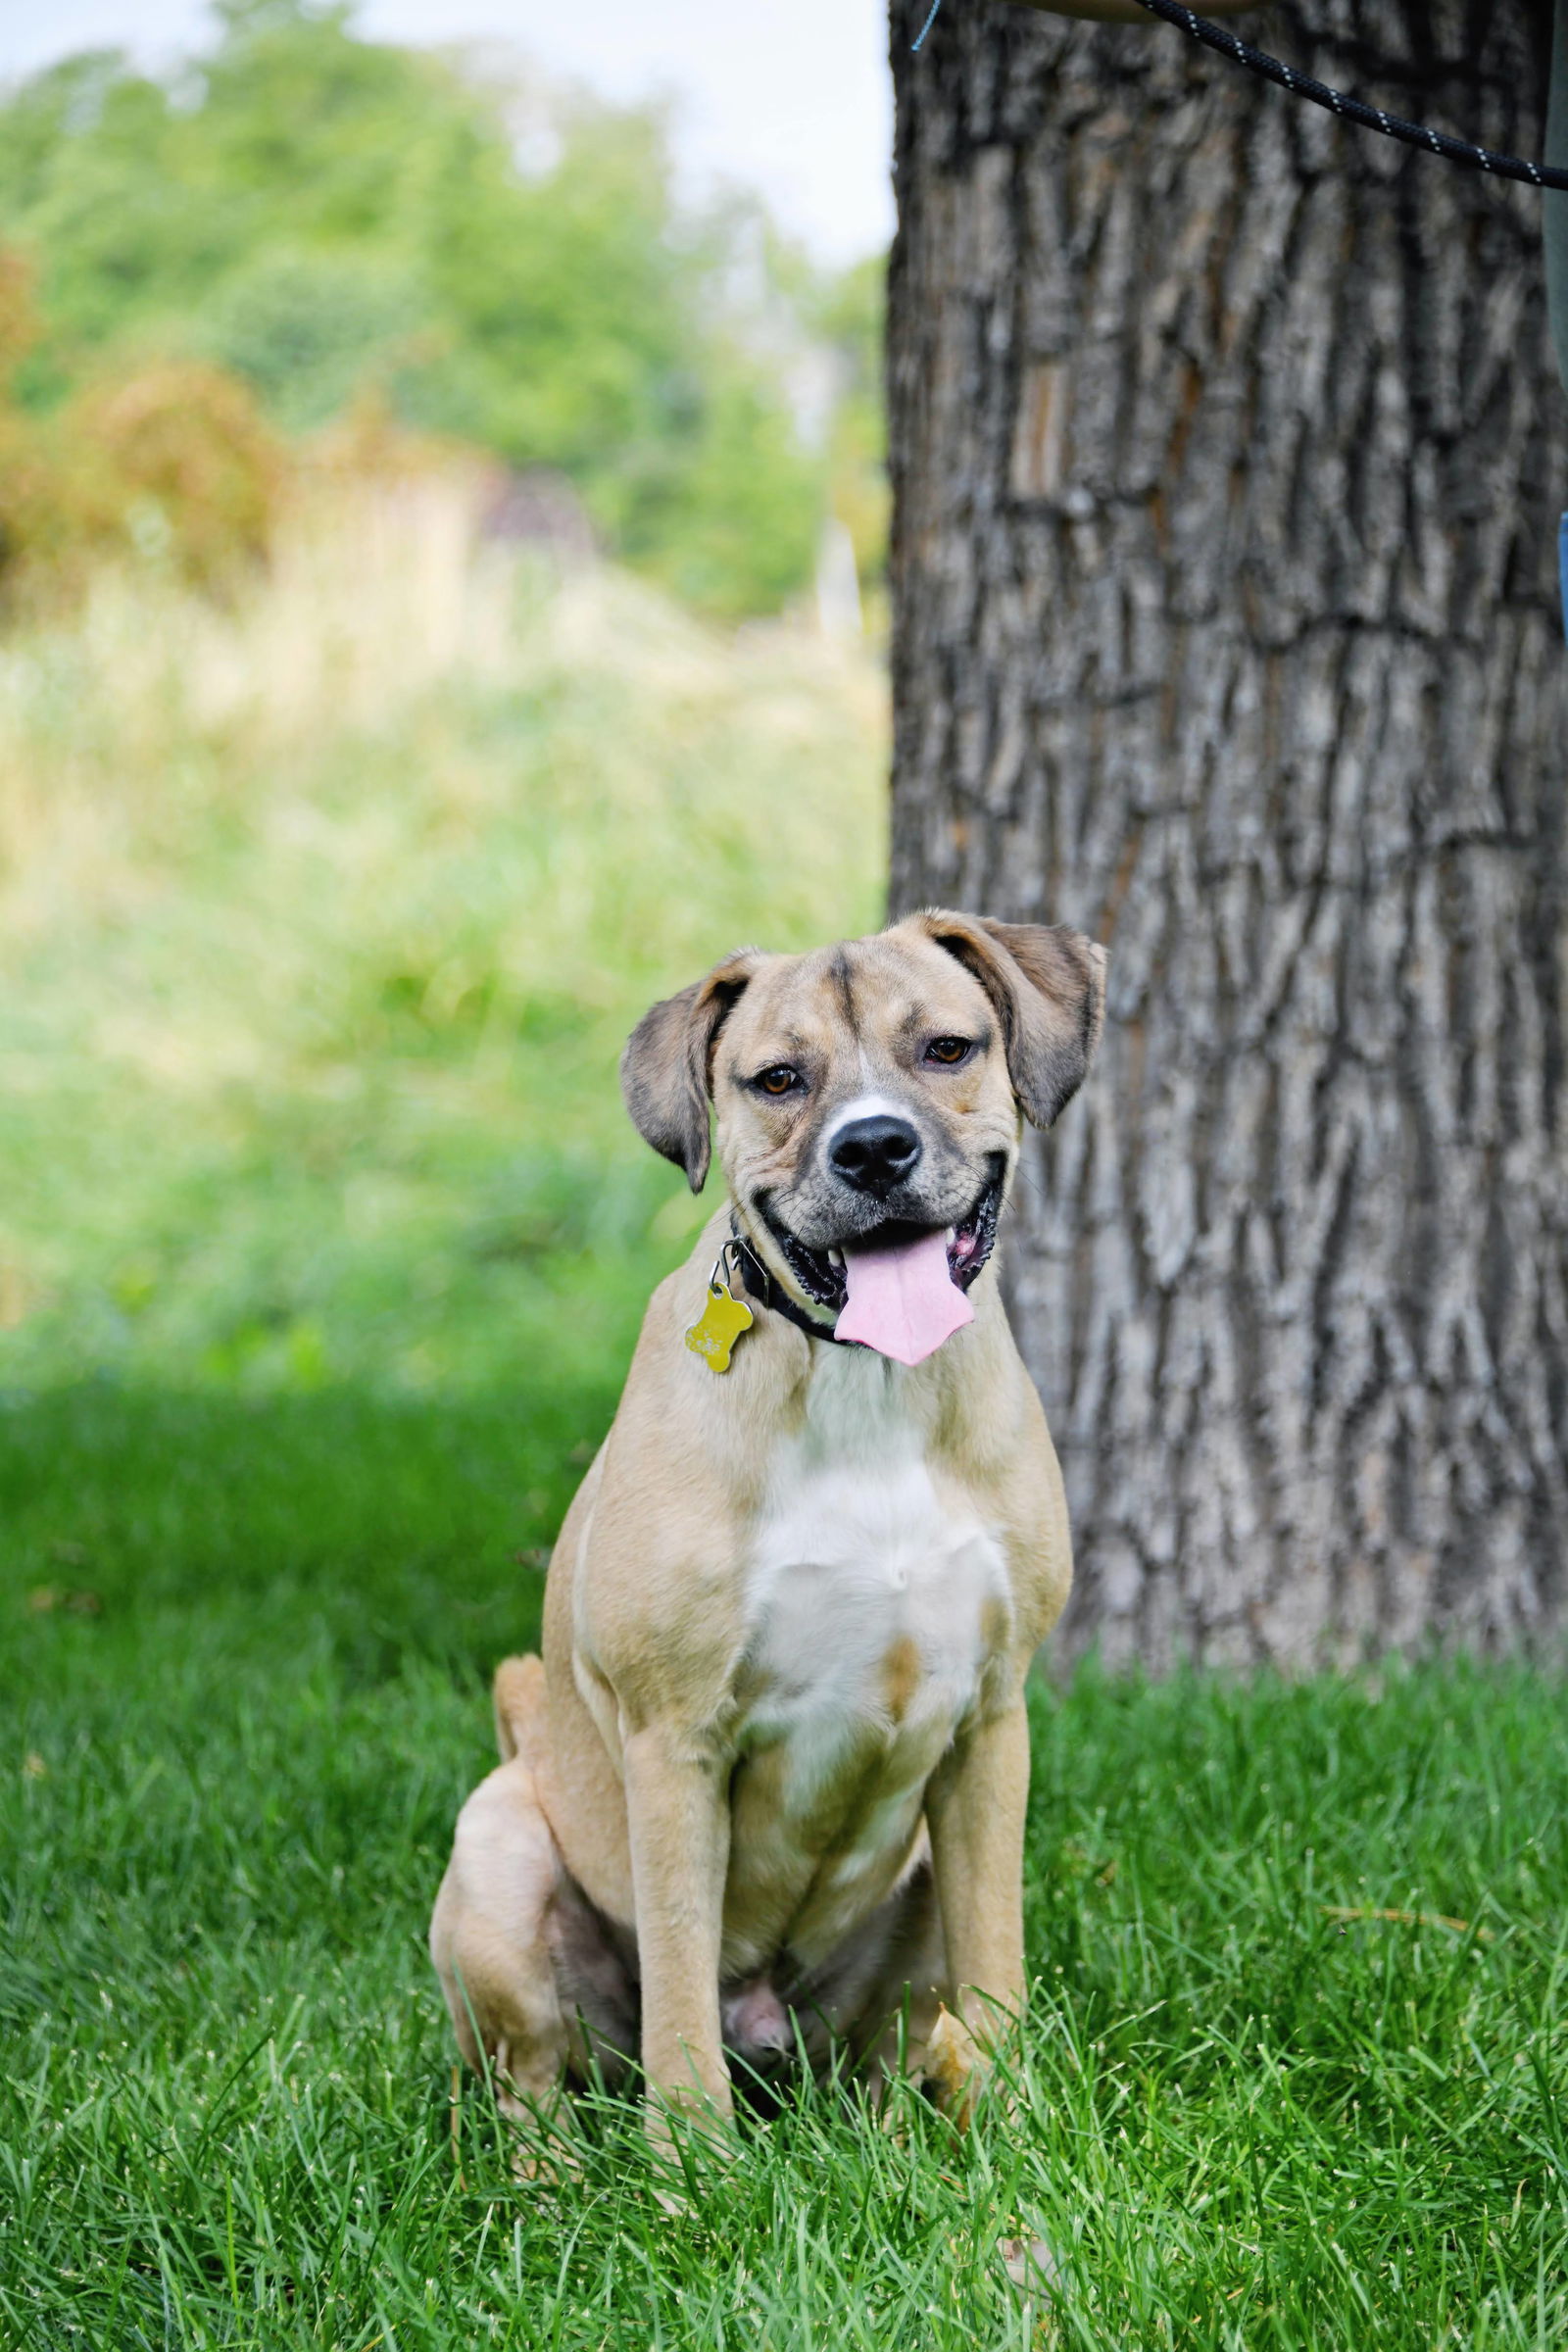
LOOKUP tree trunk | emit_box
[887,0,1568,1668]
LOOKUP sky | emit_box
[0,0,898,264]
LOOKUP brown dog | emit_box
[430,910,1104,2135]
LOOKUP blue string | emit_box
[911,0,945,50]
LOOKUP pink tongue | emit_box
[834,1229,974,1365]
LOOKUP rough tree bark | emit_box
[887,0,1568,1667]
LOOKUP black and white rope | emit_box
[913,0,1568,193]
[1128,1,1568,189]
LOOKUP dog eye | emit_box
[924,1037,972,1066]
[755,1065,801,1096]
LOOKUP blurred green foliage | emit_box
[0,0,882,617]
[0,515,887,1399]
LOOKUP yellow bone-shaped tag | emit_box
[684,1278,754,1374]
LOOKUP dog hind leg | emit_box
[429,1752,570,2127]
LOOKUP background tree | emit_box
[887,0,1568,1666]
[0,0,885,618]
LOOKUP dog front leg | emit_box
[621,1722,733,2127]
[923,1700,1031,2113]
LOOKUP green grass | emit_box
[4,1416,1567,2348]
[5,532,1568,2343]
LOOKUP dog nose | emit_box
[829,1114,922,1198]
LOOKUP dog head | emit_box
[621,911,1105,1325]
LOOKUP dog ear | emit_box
[915,909,1106,1128]
[620,949,763,1191]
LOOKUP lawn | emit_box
[4,519,1568,2346]
[5,1429,1567,2348]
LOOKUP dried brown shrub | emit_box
[0,251,60,600]
[63,360,285,591]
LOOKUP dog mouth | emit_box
[758,1168,1005,1316]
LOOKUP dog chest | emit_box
[735,1351,1011,1836]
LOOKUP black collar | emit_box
[727,1218,860,1348]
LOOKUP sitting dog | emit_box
[430,910,1104,2132]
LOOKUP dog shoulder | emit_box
[564,1272,759,1736]
[925,1298,1073,1649]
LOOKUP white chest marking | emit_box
[739,1349,1009,1814]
